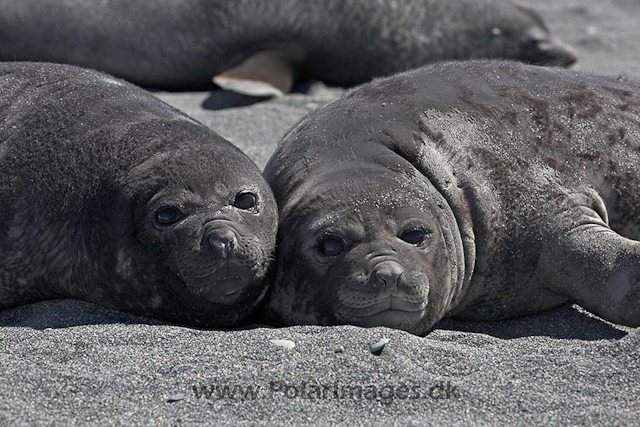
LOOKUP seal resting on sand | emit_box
[0,62,277,327]
[0,0,576,93]
[263,60,640,335]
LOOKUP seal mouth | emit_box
[337,296,427,319]
[183,261,251,288]
[338,307,427,328]
[186,273,254,288]
[193,275,255,305]
[178,217,267,290]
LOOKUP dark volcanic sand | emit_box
[2,0,639,425]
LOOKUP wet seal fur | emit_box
[0,62,277,327]
[0,0,575,91]
[264,60,640,335]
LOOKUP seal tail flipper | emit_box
[213,50,297,97]
[539,213,640,327]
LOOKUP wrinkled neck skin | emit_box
[265,140,475,335]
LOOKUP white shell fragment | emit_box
[370,338,390,355]
[270,339,295,350]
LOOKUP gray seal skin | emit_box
[0,62,277,327]
[0,0,575,91]
[263,60,640,336]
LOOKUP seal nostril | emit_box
[209,240,228,258]
[207,228,237,258]
[373,262,404,289]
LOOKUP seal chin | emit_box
[336,296,428,327]
[189,275,256,305]
[340,307,427,329]
[182,261,250,288]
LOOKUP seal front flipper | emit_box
[213,50,299,97]
[539,191,640,327]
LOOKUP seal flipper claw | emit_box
[213,50,298,97]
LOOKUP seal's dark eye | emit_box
[234,192,257,210]
[319,237,344,257]
[400,229,428,246]
[155,207,182,225]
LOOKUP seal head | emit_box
[123,143,278,325]
[475,4,577,67]
[264,136,469,335]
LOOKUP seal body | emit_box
[0,0,575,90]
[264,60,640,335]
[0,62,277,327]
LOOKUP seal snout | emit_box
[372,261,404,290]
[207,227,238,259]
[335,253,429,325]
[335,251,430,318]
[535,40,578,67]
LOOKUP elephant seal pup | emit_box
[0,62,277,327]
[263,60,640,335]
[0,0,575,92]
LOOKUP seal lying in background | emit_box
[0,62,277,327]
[263,60,640,335]
[0,0,575,93]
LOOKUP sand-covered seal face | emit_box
[268,169,465,335]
